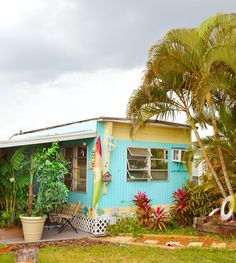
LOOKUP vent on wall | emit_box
[172,149,186,163]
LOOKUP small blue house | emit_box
[0,117,191,221]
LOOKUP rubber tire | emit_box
[220,196,234,221]
[209,208,220,217]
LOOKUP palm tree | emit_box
[127,13,236,198]
[197,102,236,194]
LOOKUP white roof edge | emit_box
[0,132,97,148]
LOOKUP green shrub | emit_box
[185,181,220,220]
[170,181,219,226]
[107,217,141,236]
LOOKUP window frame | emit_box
[127,147,169,182]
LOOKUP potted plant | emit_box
[20,142,69,242]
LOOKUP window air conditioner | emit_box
[172,149,186,162]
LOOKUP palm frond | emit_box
[203,46,236,74]
[197,71,236,107]
[10,146,27,171]
[0,159,11,178]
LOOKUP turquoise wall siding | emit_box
[97,139,189,209]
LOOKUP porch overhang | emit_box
[0,131,97,148]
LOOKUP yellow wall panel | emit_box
[111,122,191,144]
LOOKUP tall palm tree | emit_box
[127,13,236,198]
[196,102,236,194]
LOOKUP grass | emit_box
[0,245,236,263]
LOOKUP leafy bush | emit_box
[33,142,69,215]
[170,181,219,226]
[107,217,141,236]
[107,216,198,236]
[132,192,167,231]
[0,147,29,226]
[185,181,220,220]
[0,211,11,227]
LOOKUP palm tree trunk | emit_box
[186,112,227,198]
[28,163,34,216]
[206,93,234,196]
[28,184,33,216]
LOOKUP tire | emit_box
[220,196,234,221]
[209,208,220,217]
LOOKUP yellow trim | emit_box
[103,122,113,172]
[102,122,113,195]
[112,123,191,144]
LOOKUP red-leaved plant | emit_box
[133,192,151,208]
[148,206,168,231]
[133,192,152,226]
[133,192,167,231]
[172,188,189,225]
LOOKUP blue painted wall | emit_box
[98,139,189,209]
[5,120,190,210]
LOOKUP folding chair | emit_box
[57,201,80,234]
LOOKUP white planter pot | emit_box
[20,216,46,242]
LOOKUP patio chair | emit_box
[45,207,63,229]
[57,201,80,234]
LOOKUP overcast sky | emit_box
[0,0,235,139]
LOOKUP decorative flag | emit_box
[92,136,102,208]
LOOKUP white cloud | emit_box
[0,68,143,139]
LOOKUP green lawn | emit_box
[1,245,236,263]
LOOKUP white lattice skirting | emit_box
[73,215,117,236]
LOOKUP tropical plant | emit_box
[185,182,220,219]
[0,147,29,226]
[170,182,220,226]
[171,188,189,225]
[133,192,152,226]
[127,13,236,198]
[132,192,167,231]
[148,206,168,231]
[24,142,69,216]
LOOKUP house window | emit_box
[63,145,87,192]
[127,147,168,181]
